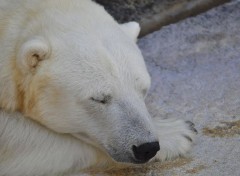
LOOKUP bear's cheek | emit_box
[16,74,53,122]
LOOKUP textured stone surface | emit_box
[95,1,240,175]
[94,0,230,36]
[94,0,156,22]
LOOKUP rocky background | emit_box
[94,0,230,36]
[89,0,240,175]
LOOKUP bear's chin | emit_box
[109,153,151,164]
[73,133,150,164]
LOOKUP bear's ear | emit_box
[120,21,141,42]
[17,37,50,73]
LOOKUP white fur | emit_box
[153,118,197,161]
[120,21,141,42]
[0,0,197,175]
[0,111,107,176]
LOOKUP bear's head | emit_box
[0,5,159,164]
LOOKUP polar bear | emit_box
[0,0,197,175]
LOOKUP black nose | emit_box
[132,141,160,163]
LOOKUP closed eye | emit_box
[90,94,112,104]
[142,88,147,96]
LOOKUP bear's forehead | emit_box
[46,21,150,88]
[51,32,145,74]
[49,40,149,93]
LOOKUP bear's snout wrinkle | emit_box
[132,141,160,163]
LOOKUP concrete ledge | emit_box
[139,0,231,36]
